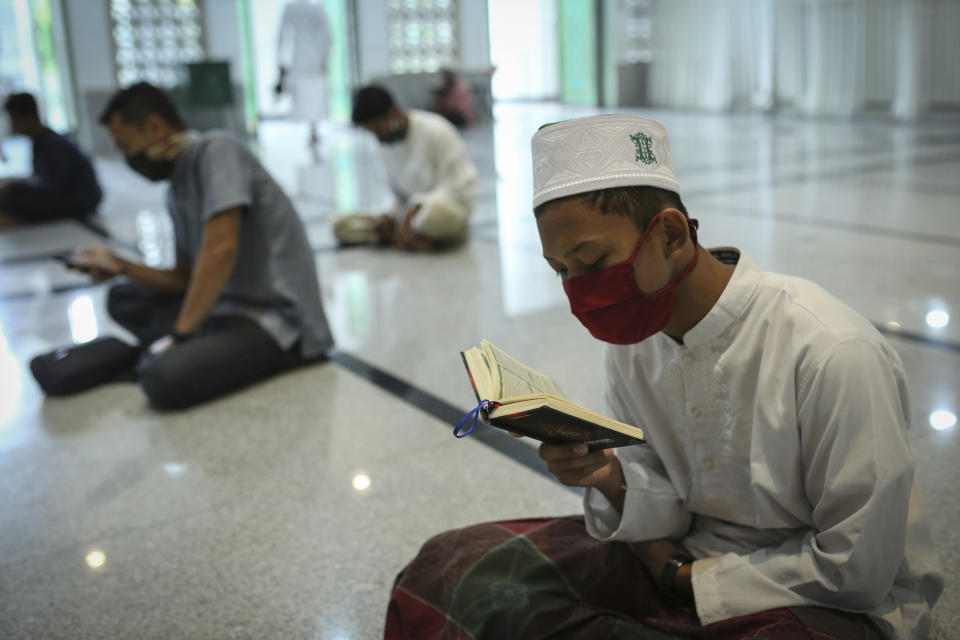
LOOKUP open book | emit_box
[459,340,645,450]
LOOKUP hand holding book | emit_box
[540,441,626,508]
[456,340,645,450]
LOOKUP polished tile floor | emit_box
[0,103,958,639]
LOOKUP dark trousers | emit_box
[107,281,312,410]
[0,183,96,222]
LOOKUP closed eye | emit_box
[582,256,607,271]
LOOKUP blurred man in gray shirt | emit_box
[70,82,333,409]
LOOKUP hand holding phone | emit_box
[60,246,124,281]
[53,253,80,268]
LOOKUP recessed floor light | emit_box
[930,410,957,431]
[925,310,949,329]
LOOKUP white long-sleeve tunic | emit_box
[378,109,477,230]
[277,0,331,75]
[277,0,331,121]
[584,248,943,640]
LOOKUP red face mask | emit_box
[562,215,699,345]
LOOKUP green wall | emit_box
[558,0,597,105]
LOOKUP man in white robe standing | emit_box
[276,0,331,148]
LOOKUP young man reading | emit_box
[333,85,477,252]
[63,82,333,409]
[386,115,943,639]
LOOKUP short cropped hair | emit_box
[98,82,186,129]
[534,186,688,232]
[351,85,395,125]
[4,93,39,119]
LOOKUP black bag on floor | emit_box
[30,337,140,396]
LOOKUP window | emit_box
[109,0,205,87]
[387,0,457,74]
[619,0,653,64]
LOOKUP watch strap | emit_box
[659,553,694,599]
[171,330,195,343]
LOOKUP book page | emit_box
[481,340,565,401]
[462,347,494,401]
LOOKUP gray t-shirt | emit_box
[166,131,332,358]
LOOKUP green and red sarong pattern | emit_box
[386,517,886,640]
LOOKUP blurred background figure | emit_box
[431,67,476,128]
[0,92,101,230]
[275,0,332,150]
[333,84,476,252]
[59,81,334,410]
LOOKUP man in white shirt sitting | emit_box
[385,115,943,639]
[333,85,477,252]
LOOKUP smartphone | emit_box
[52,253,81,269]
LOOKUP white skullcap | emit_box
[531,114,680,209]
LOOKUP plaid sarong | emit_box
[385,517,887,640]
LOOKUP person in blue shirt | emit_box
[0,93,102,230]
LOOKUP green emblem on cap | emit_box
[630,131,657,165]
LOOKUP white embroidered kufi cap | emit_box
[530,114,680,209]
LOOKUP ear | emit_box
[659,209,690,260]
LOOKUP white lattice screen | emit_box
[108,0,205,87]
[387,0,458,74]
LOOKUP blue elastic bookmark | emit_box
[454,399,490,438]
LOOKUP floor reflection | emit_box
[67,294,99,344]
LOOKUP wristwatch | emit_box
[171,329,195,343]
[659,553,695,603]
